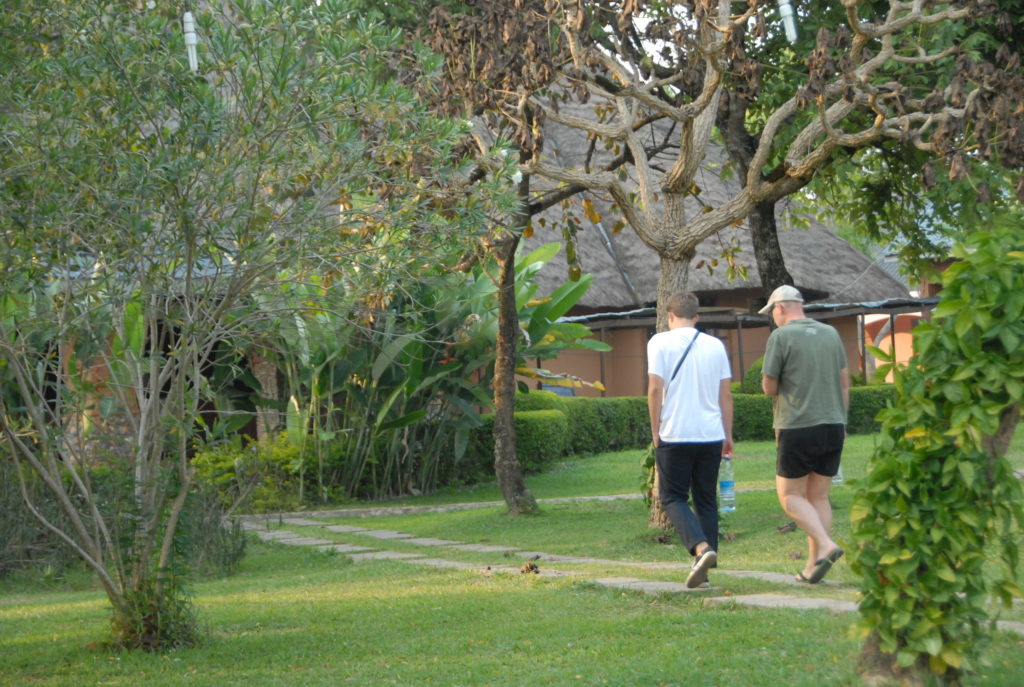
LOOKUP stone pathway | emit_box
[237,498,1024,638]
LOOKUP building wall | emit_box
[532,313,873,398]
[530,327,649,398]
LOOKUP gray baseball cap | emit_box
[758,285,804,315]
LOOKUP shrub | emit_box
[846,384,897,434]
[732,393,774,441]
[740,357,765,394]
[515,389,568,413]
[514,409,570,471]
[0,460,79,581]
[467,410,569,475]
[191,434,305,514]
[178,488,248,578]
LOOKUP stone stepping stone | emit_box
[483,565,576,577]
[280,517,325,526]
[402,537,463,547]
[997,620,1024,636]
[715,569,843,586]
[358,529,414,540]
[704,593,857,613]
[533,554,621,565]
[253,530,302,540]
[451,544,519,553]
[347,551,425,561]
[323,524,367,533]
[408,558,480,569]
[591,577,702,594]
[315,543,377,553]
[277,537,335,546]
[635,562,690,571]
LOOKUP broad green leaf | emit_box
[957,461,975,486]
[371,336,413,382]
[378,408,427,431]
[940,646,964,669]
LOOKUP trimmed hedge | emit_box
[730,384,895,440]
[515,391,649,455]
[467,409,569,476]
[732,393,773,441]
[739,357,765,394]
[460,385,895,480]
[847,384,897,434]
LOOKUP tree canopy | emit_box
[427,1,1023,311]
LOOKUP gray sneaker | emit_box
[686,549,717,589]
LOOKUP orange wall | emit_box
[531,314,872,398]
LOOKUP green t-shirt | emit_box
[762,318,848,429]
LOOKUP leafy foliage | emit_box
[851,222,1024,681]
[0,0,512,649]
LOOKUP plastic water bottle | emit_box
[832,464,844,484]
[719,454,736,512]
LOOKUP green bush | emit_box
[1,459,79,581]
[697,385,895,442]
[192,434,305,513]
[515,389,569,413]
[740,357,765,394]
[732,393,774,441]
[846,384,897,434]
[514,410,570,471]
[517,393,650,455]
[467,409,569,475]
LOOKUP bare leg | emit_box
[776,473,838,578]
[805,472,834,566]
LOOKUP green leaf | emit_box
[378,408,427,431]
[957,461,975,486]
[371,336,413,382]
[954,308,974,339]
[850,500,873,523]
[998,327,1020,353]
[940,646,964,669]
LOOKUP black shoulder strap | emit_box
[669,332,700,384]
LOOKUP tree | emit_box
[423,1,570,515]
[519,0,1022,322]
[801,4,1024,277]
[457,0,1020,527]
[0,0,509,648]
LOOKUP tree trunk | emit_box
[251,351,282,442]
[857,631,931,687]
[492,174,538,516]
[748,199,794,295]
[648,252,694,531]
[653,252,694,330]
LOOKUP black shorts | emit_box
[776,423,845,479]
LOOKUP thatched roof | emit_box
[520,101,911,313]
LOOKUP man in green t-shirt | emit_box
[760,285,850,584]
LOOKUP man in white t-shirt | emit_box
[647,292,734,588]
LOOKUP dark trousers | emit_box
[656,441,723,556]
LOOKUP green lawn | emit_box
[2,428,1023,687]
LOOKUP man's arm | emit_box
[839,367,850,413]
[719,377,734,455]
[762,374,779,397]
[647,373,665,447]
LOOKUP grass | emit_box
[2,428,1023,686]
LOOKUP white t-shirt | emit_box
[647,327,732,443]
